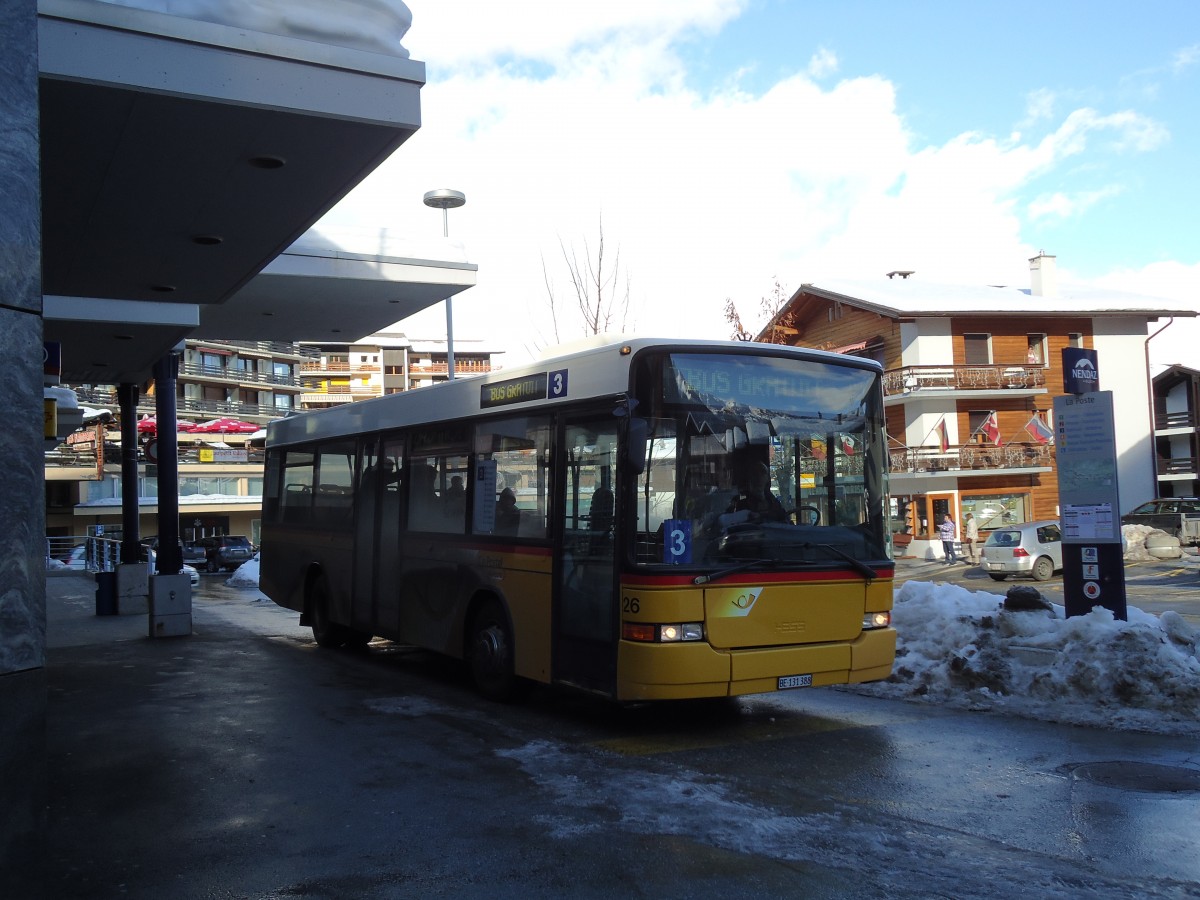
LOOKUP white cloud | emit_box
[320,3,1188,362]
[807,46,838,79]
[1028,185,1122,221]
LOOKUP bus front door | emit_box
[553,416,620,694]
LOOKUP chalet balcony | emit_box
[889,442,1053,480]
[1154,410,1198,433]
[1157,456,1198,479]
[299,359,379,376]
[883,364,1047,404]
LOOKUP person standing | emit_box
[939,514,959,564]
[963,512,979,564]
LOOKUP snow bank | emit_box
[848,581,1200,734]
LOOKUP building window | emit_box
[1026,334,1047,366]
[273,395,293,410]
[964,334,991,365]
[1068,332,1083,348]
[961,493,1031,530]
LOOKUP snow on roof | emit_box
[798,277,1198,319]
[94,0,414,59]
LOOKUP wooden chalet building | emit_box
[756,253,1196,559]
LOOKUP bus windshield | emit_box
[631,351,889,568]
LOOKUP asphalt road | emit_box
[36,574,1200,900]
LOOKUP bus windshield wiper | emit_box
[693,558,776,585]
[803,543,876,582]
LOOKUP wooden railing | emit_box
[1154,410,1198,431]
[1157,456,1198,476]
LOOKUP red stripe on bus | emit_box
[623,568,892,587]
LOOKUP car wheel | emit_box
[1032,556,1054,582]
[988,573,1007,582]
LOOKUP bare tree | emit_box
[723,298,752,341]
[537,214,632,348]
[723,277,791,343]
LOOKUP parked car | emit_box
[200,535,254,572]
[182,564,200,587]
[1120,498,1200,545]
[182,541,207,566]
[979,520,1063,582]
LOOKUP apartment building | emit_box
[46,333,501,544]
[1152,365,1200,498]
[756,254,1195,558]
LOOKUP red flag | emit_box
[981,411,1002,447]
[841,435,855,456]
[936,418,949,453]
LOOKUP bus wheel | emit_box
[309,576,348,649]
[467,601,519,701]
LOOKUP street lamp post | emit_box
[423,188,466,381]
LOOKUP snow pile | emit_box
[227,554,260,587]
[848,580,1200,734]
[1121,523,1181,560]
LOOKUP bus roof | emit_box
[266,335,882,448]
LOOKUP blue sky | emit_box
[318,1,1200,365]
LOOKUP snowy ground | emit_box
[227,554,1200,736]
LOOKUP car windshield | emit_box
[224,536,251,547]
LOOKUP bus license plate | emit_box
[778,674,813,690]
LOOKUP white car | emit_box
[980,520,1064,582]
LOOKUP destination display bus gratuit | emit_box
[259,336,895,702]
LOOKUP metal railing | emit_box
[889,442,1053,474]
[883,364,1046,395]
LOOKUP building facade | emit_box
[1152,365,1200,498]
[756,254,1195,559]
[46,333,502,547]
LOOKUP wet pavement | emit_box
[27,569,1200,899]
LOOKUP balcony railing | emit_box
[1157,456,1198,476]
[889,442,1053,474]
[180,362,306,389]
[195,339,320,360]
[884,364,1046,395]
[1154,410,1198,431]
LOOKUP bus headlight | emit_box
[862,611,891,630]
[622,622,705,642]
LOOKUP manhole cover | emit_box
[1072,762,1200,794]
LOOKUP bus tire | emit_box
[309,575,349,649]
[467,600,521,701]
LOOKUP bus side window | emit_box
[283,483,311,523]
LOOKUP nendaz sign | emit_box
[1062,347,1099,394]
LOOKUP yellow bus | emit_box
[260,336,895,701]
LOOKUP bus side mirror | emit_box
[625,418,648,475]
